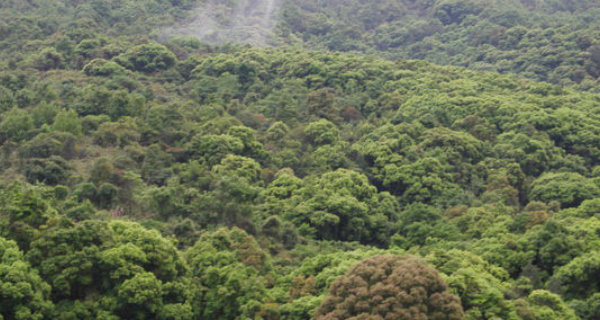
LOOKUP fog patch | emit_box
[162,0,280,46]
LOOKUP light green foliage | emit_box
[529,172,600,208]
[0,108,32,142]
[0,2,600,318]
[19,132,77,160]
[516,290,580,320]
[419,127,485,164]
[93,118,140,147]
[0,182,58,251]
[0,237,53,320]
[83,59,127,77]
[305,119,339,145]
[52,109,83,137]
[186,228,272,320]
[261,169,304,216]
[427,249,519,320]
[382,157,458,204]
[189,134,245,165]
[227,126,268,160]
[266,122,290,141]
[0,86,14,112]
[213,154,262,182]
[282,169,397,245]
[493,132,553,176]
[25,220,188,319]
[117,272,164,317]
[311,143,349,170]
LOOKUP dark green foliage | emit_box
[115,43,177,73]
[552,252,600,299]
[19,132,77,160]
[31,48,65,71]
[24,156,71,186]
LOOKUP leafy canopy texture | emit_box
[315,254,465,320]
[0,237,53,320]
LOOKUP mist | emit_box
[162,0,281,46]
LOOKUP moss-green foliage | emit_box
[2,1,600,319]
[186,228,273,320]
[0,237,54,320]
[25,220,190,319]
[115,43,177,73]
[2,40,600,318]
[278,0,600,89]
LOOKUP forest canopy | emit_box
[2,0,600,319]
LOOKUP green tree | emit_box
[186,228,272,320]
[26,220,189,319]
[0,182,58,250]
[53,109,83,137]
[529,172,600,208]
[552,251,600,299]
[394,203,461,247]
[31,47,64,71]
[0,237,54,320]
[427,249,519,320]
[284,169,396,245]
[515,290,579,320]
[0,86,14,112]
[19,132,77,160]
[305,119,340,145]
[141,144,175,185]
[0,107,32,142]
[83,59,127,76]
[115,43,177,73]
[382,157,459,204]
[189,133,244,166]
[24,156,72,186]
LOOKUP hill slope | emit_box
[275,0,600,88]
[2,1,600,320]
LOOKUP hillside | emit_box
[276,0,600,89]
[2,1,600,320]
[3,0,600,88]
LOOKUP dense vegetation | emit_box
[2,0,600,319]
[277,0,600,89]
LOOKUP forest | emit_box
[1,0,600,319]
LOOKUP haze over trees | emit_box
[1,0,600,319]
